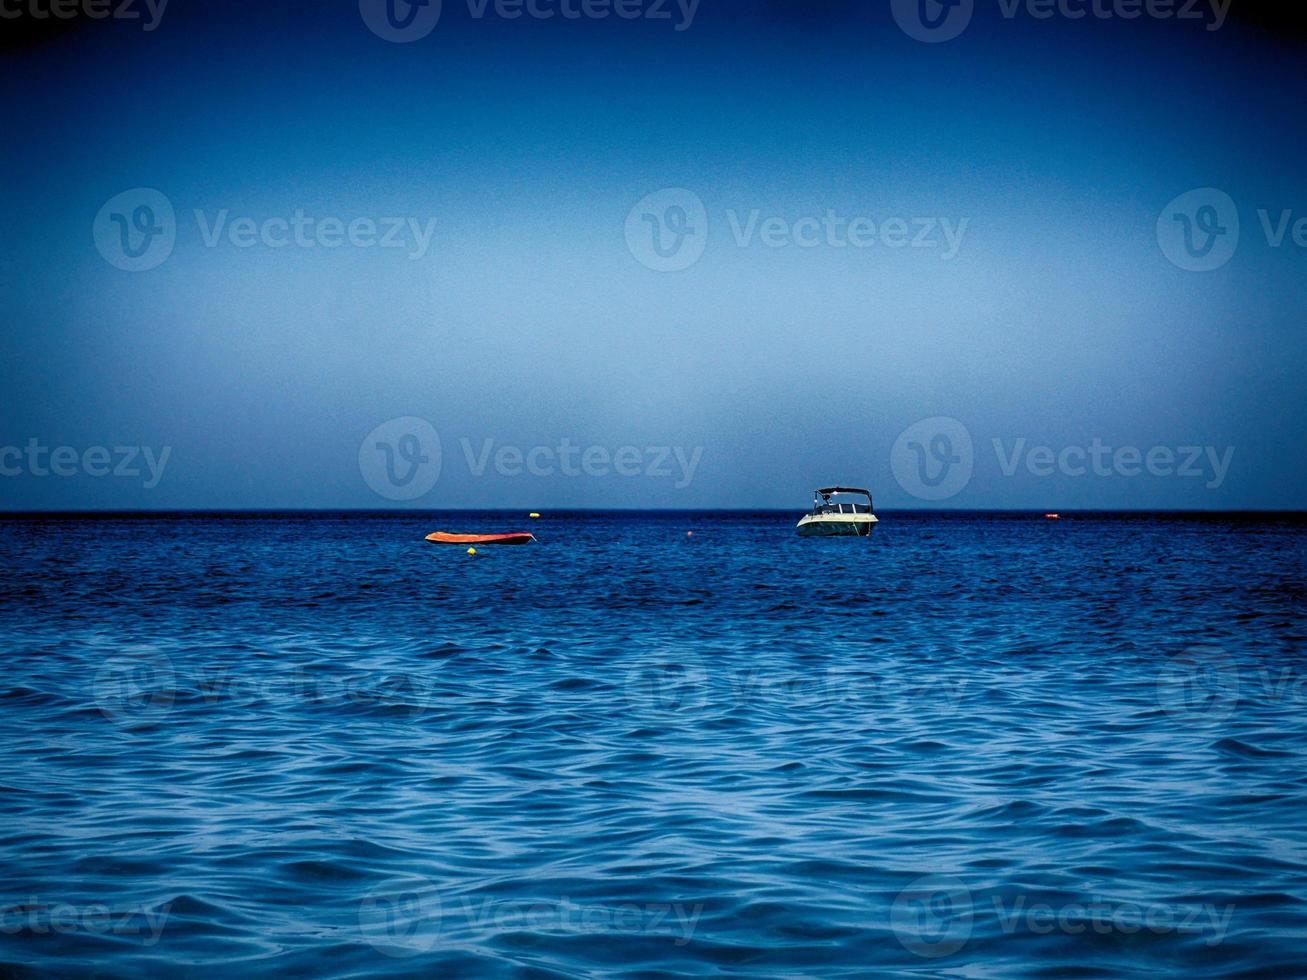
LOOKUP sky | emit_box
[1,0,1304,510]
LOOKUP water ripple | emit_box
[1,511,1305,976]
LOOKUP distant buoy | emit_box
[467,547,477,555]
[529,513,540,519]
[686,531,693,537]
[1044,513,1060,520]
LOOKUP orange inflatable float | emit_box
[425,532,535,545]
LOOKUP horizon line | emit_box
[2,507,1305,517]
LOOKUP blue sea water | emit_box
[1,511,1306,978]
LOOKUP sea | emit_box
[1,511,1305,978]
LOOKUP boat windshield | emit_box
[816,501,872,515]
[811,488,874,515]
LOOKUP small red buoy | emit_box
[686,531,693,537]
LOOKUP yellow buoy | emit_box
[466,547,476,556]
[529,512,540,519]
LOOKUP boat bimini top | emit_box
[812,487,874,515]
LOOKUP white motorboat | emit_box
[795,487,878,537]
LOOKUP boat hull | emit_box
[425,532,535,545]
[795,515,877,537]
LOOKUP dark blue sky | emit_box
[1,0,1304,509]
